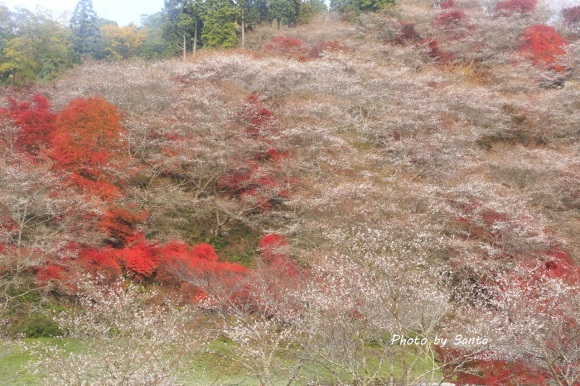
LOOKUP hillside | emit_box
[0,1,579,385]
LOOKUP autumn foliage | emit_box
[519,25,568,70]
[2,94,57,157]
[494,0,537,16]
[264,36,307,60]
[50,97,126,200]
[434,10,467,27]
[562,6,580,24]
[218,94,292,211]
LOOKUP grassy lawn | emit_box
[1,337,444,385]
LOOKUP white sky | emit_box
[0,0,164,26]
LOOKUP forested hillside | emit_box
[0,0,579,385]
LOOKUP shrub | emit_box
[425,39,453,63]
[434,10,467,27]
[50,97,126,200]
[391,23,422,45]
[519,25,568,70]
[562,6,580,24]
[2,94,57,158]
[264,36,307,60]
[494,0,537,16]
[308,40,349,58]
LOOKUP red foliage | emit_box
[238,93,275,137]
[258,234,298,275]
[192,243,219,261]
[98,207,149,247]
[425,40,453,63]
[49,97,126,200]
[259,234,289,263]
[156,241,247,291]
[308,40,349,58]
[544,248,577,281]
[36,264,66,284]
[519,25,568,70]
[115,239,161,278]
[78,248,123,282]
[219,94,292,211]
[436,346,550,385]
[494,0,537,16]
[264,36,308,60]
[562,6,580,27]
[392,23,422,45]
[435,10,467,27]
[439,0,454,9]
[2,94,57,158]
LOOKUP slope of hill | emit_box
[1,2,578,385]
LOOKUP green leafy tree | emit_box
[0,9,73,85]
[140,12,177,58]
[0,5,16,51]
[269,0,301,29]
[100,25,144,60]
[70,0,102,59]
[163,0,198,57]
[330,0,394,14]
[202,0,239,48]
[237,0,264,48]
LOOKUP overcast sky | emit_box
[0,0,164,26]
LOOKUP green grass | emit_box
[0,337,443,385]
[0,339,40,386]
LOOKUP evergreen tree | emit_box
[70,0,101,59]
[330,0,394,14]
[163,0,198,57]
[269,0,301,29]
[202,0,239,48]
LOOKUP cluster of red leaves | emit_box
[434,10,468,27]
[264,36,349,61]
[79,238,246,286]
[259,234,298,276]
[494,0,537,16]
[36,264,67,284]
[218,94,292,211]
[1,94,259,302]
[238,93,276,137]
[426,40,453,63]
[436,347,550,386]
[1,94,57,158]
[445,199,578,384]
[98,206,149,247]
[264,36,308,60]
[519,25,568,71]
[391,23,422,45]
[49,97,126,200]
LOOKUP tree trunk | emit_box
[194,19,198,53]
[183,33,186,60]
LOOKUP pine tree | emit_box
[70,0,101,59]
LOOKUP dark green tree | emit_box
[330,0,394,14]
[163,0,198,58]
[201,0,239,48]
[269,0,301,29]
[70,0,102,59]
